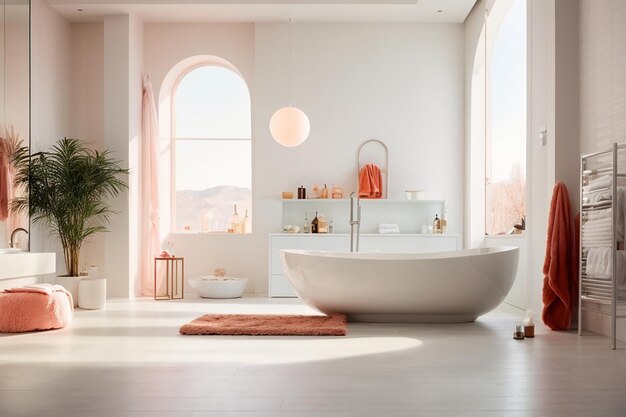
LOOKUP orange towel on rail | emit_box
[358,164,383,199]
[542,182,576,330]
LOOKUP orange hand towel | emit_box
[542,182,576,330]
[358,164,383,199]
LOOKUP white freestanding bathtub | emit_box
[281,247,519,323]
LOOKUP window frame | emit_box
[169,62,252,234]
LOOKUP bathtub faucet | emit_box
[350,192,361,252]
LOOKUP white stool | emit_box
[78,278,107,310]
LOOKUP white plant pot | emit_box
[55,275,83,307]
[190,276,248,299]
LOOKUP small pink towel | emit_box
[4,284,63,296]
[358,164,383,199]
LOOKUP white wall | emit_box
[143,22,464,294]
[144,23,258,294]
[70,22,105,273]
[464,0,486,250]
[29,0,73,275]
[103,14,143,298]
[579,0,626,341]
[0,3,30,249]
[527,0,555,318]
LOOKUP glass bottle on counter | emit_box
[303,212,309,233]
[230,204,242,233]
[242,209,250,234]
[433,214,441,234]
[329,219,334,234]
[311,212,319,233]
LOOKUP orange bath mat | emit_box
[179,313,347,336]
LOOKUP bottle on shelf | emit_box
[421,218,429,234]
[242,209,250,234]
[303,212,309,233]
[311,212,320,233]
[318,214,329,233]
[329,219,334,234]
[433,214,441,234]
[230,204,242,234]
[89,265,99,279]
[297,185,306,199]
[441,209,448,234]
[321,184,329,199]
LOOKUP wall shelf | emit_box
[281,198,445,204]
[281,198,448,235]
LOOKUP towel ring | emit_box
[357,139,389,198]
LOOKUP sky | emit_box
[489,0,527,183]
[175,66,251,191]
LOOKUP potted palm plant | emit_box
[12,138,128,304]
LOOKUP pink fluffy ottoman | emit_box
[0,284,74,333]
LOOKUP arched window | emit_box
[485,0,527,235]
[172,64,251,233]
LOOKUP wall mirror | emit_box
[0,0,30,251]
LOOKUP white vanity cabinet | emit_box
[269,233,459,297]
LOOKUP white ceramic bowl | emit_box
[190,276,248,299]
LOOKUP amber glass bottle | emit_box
[311,212,319,233]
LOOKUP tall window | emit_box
[485,0,527,235]
[173,65,251,233]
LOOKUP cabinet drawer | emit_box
[269,274,298,298]
[270,235,349,275]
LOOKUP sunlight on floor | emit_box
[0,296,425,366]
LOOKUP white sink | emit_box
[0,248,21,254]
[0,252,56,280]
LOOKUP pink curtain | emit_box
[141,73,162,296]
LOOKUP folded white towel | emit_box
[583,222,611,229]
[583,175,612,192]
[378,228,400,234]
[586,249,626,288]
[587,248,611,278]
[583,229,611,236]
[588,190,612,204]
[583,236,612,244]
[378,223,400,229]
[584,216,612,225]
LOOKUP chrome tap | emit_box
[9,228,29,249]
[349,192,361,252]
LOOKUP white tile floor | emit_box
[1,296,625,417]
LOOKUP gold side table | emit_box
[154,257,184,300]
